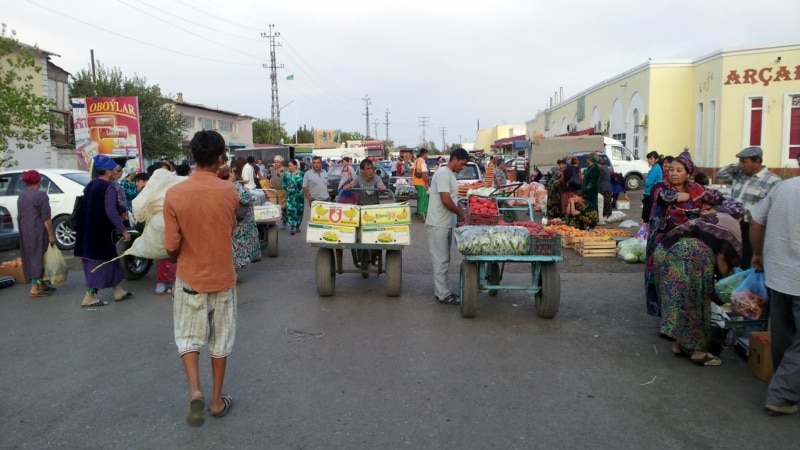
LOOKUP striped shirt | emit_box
[749,177,800,295]
[714,164,782,222]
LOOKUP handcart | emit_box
[310,189,406,297]
[456,196,562,319]
[254,188,281,257]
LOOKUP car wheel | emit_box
[53,215,76,251]
[625,175,643,191]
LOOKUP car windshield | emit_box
[62,171,91,186]
[456,164,480,180]
[328,164,358,176]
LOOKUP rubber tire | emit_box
[625,174,643,191]
[257,225,268,249]
[118,236,152,281]
[460,260,478,318]
[266,224,278,257]
[385,250,402,297]
[535,262,561,318]
[359,249,370,278]
[487,262,500,297]
[53,215,76,251]
[316,248,335,296]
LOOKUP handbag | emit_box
[236,204,249,222]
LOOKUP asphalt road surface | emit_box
[0,195,795,449]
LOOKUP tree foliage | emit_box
[292,124,314,144]
[69,62,185,160]
[252,118,289,145]
[0,24,57,168]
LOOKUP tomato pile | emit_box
[467,195,499,216]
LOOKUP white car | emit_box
[0,169,90,250]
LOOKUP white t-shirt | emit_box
[241,163,256,190]
[426,165,458,228]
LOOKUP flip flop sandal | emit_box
[211,395,233,418]
[114,291,134,302]
[691,354,722,366]
[186,398,205,427]
[29,290,53,298]
[82,300,108,308]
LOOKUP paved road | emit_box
[0,198,795,449]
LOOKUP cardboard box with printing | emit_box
[360,203,411,226]
[253,203,282,221]
[359,225,411,245]
[748,331,773,381]
[309,201,360,227]
[306,223,357,244]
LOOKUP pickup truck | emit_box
[388,162,483,199]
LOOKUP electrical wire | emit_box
[129,0,264,43]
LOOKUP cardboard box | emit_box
[359,225,411,245]
[309,201,360,227]
[0,265,27,284]
[253,203,282,221]
[360,203,411,226]
[748,331,774,381]
[616,200,630,210]
[306,223,357,244]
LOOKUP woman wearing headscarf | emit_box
[74,155,133,307]
[17,170,58,298]
[545,159,565,219]
[119,165,139,213]
[219,164,261,272]
[644,153,743,366]
[282,158,305,235]
[581,153,600,213]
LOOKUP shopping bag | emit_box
[714,268,748,304]
[730,269,769,319]
[43,245,69,285]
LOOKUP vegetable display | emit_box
[454,226,530,256]
[617,238,646,264]
[714,269,750,304]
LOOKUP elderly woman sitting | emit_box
[563,191,598,230]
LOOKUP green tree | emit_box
[69,62,185,160]
[339,131,363,142]
[252,118,289,145]
[0,25,57,168]
[291,124,314,144]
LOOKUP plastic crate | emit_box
[727,313,768,339]
[529,233,561,256]
[466,195,499,225]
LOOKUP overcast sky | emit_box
[5,0,799,148]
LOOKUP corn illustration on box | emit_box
[306,223,357,244]
[359,203,411,226]
[309,201,360,226]
[359,226,411,245]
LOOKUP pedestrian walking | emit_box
[303,156,330,204]
[17,170,58,298]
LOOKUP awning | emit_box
[491,134,527,149]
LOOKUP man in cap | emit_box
[714,146,782,269]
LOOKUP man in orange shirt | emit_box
[163,130,239,427]
[412,148,430,222]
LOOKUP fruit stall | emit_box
[454,195,563,319]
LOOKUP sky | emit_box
[5,0,800,149]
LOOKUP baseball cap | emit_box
[735,146,763,159]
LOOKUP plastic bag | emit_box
[616,238,646,264]
[714,268,748,304]
[126,212,169,260]
[43,245,68,285]
[730,269,769,319]
[454,226,529,256]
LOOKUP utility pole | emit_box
[439,127,447,153]
[384,109,390,143]
[373,119,380,140]
[418,116,429,148]
[363,94,372,139]
[261,24,283,144]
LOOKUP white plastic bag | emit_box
[132,168,187,224]
[43,245,68,285]
[618,219,640,228]
[126,212,169,260]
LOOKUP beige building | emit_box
[172,92,254,150]
[525,42,800,173]
[475,124,526,154]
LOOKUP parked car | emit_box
[456,162,483,185]
[567,151,616,176]
[0,169,90,251]
[0,206,20,251]
[326,163,360,199]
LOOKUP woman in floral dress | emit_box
[220,164,261,270]
[282,159,305,235]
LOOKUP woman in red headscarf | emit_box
[17,170,57,297]
[644,153,744,366]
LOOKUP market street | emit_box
[0,200,795,449]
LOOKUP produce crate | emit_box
[575,238,617,257]
[466,195,499,225]
[727,312,768,339]
[529,233,561,256]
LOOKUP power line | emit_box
[385,109,391,143]
[439,127,447,152]
[418,116,429,147]
[363,95,372,139]
[129,0,264,43]
[262,25,284,144]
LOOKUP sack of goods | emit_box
[454,226,530,256]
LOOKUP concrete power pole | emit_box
[384,109,390,143]
[418,116,429,148]
[363,94,372,139]
[439,127,447,153]
[261,25,283,144]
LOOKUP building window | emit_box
[180,115,194,129]
[749,97,763,146]
[218,120,232,132]
[612,133,626,147]
[200,118,214,130]
[790,95,800,159]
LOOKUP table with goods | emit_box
[307,190,407,297]
[254,188,282,257]
[454,194,563,319]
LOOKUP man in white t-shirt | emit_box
[241,156,256,190]
[425,148,469,305]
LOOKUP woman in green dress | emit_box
[282,159,305,235]
[581,152,600,213]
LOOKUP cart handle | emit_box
[490,182,524,197]
[347,187,397,202]
[457,196,535,222]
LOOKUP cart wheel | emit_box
[535,262,560,318]
[359,249,370,278]
[257,224,268,249]
[487,262,500,297]
[460,260,478,318]
[266,224,278,257]
[316,248,335,296]
[385,250,402,297]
